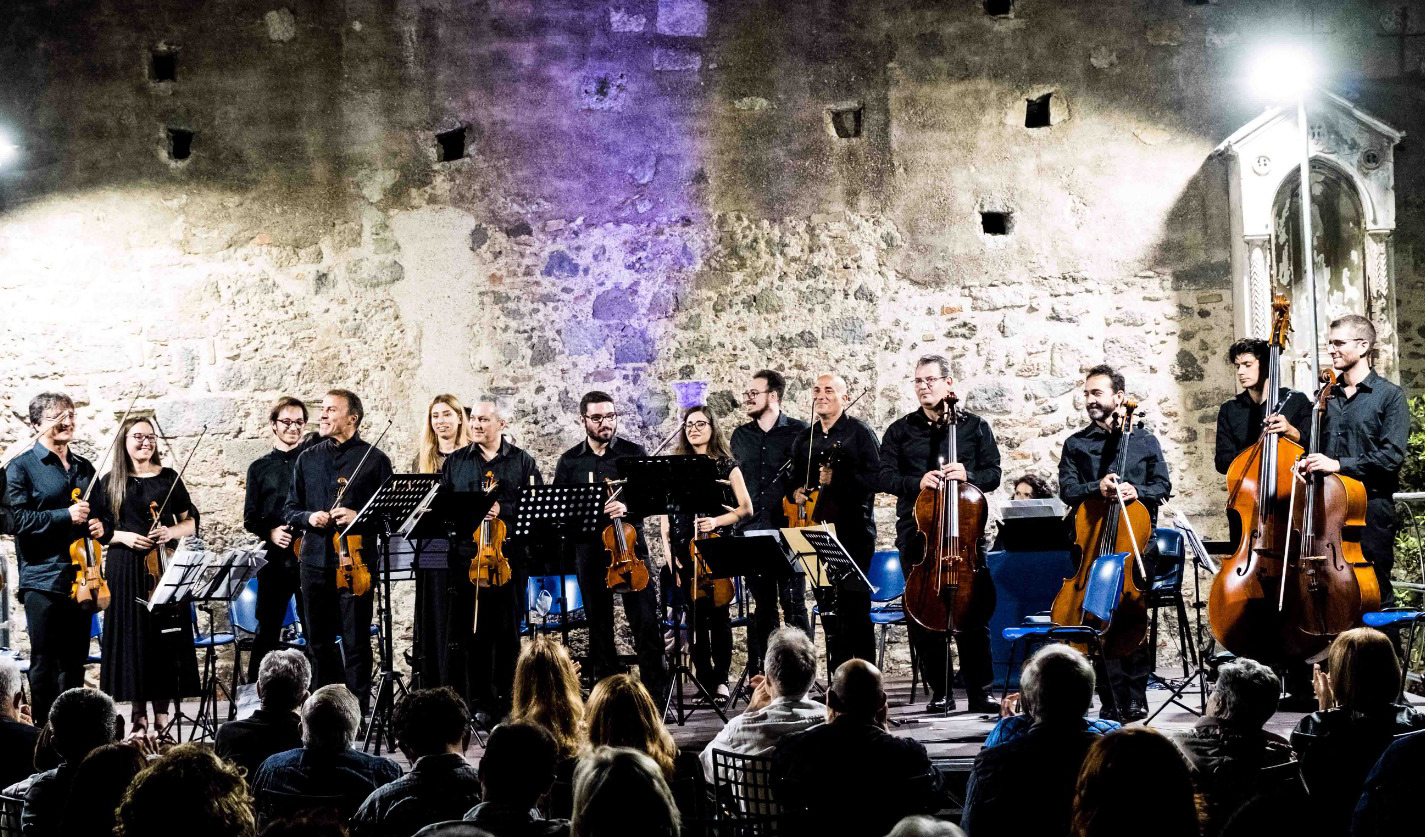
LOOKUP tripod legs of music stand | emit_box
[363,532,405,755]
[663,600,727,726]
[1146,560,1210,724]
[175,606,229,742]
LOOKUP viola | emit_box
[469,471,512,588]
[904,394,987,634]
[68,486,110,612]
[603,479,649,592]
[689,515,734,607]
[332,476,372,597]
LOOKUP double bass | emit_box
[1050,401,1150,659]
[603,479,650,592]
[904,394,987,633]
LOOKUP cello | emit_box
[603,479,650,592]
[904,393,987,633]
[1050,401,1150,659]
[1210,296,1302,661]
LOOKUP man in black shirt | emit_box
[729,369,811,672]
[1301,315,1408,609]
[1214,338,1313,475]
[786,374,880,670]
[3,393,103,725]
[243,396,314,682]
[284,389,394,714]
[1058,365,1172,721]
[215,648,309,780]
[441,396,543,719]
[552,391,667,701]
[879,355,1002,713]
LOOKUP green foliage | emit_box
[1392,396,1425,692]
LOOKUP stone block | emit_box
[1103,335,1149,369]
[609,7,647,32]
[966,384,1015,416]
[346,257,404,287]
[156,396,243,436]
[265,9,297,43]
[1172,349,1205,382]
[1050,342,1086,378]
[561,321,604,357]
[542,250,581,278]
[653,48,701,72]
[225,438,271,475]
[614,329,655,365]
[969,284,1031,310]
[656,0,707,37]
[593,285,639,320]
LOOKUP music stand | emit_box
[512,484,606,649]
[1145,512,1217,724]
[695,533,799,709]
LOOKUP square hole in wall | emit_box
[828,105,863,139]
[980,211,1012,235]
[168,128,194,161]
[984,0,1014,16]
[1025,93,1052,128]
[436,127,467,162]
[150,51,177,82]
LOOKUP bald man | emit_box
[785,374,881,670]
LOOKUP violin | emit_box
[782,441,840,528]
[68,486,110,613]
[1050,400,1150,659]
[142,501,171,599]
[904,394,987,634]
[603,479,649,592]
[469,471,511,588]
[689,514,734,607]
[332,476,372,597]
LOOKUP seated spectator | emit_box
[1011,474,1054,500]
[1352,729,1425,836]
[699,626,823,782]
[351,687,481,837]
[585,674,678,780]
[509,635,587,818]
[571,746,679,837]
[773,660,942,837]
[1291,627,1425,836]
[255,810,350,837]
[252,685,402,825]
[21,687,118,837]
[1175,657,1292,835]
[116,743,254,837]
[1070,727,1201,837]
[58,743,146,837]
[216,649,310,780]
[0,657,39,789]
[461,721,568,837]
[886,816,966,837]
[962,645,1104,836]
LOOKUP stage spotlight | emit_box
[0,139,17,166]
[1249,45,1314,101]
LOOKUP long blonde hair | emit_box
[106,417,162,519]
[417,394,469,474]
[585,673,677,778]
[511,635,588,761]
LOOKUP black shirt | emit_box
[785,415,881,556]
[442,439,544,527]
[1058,423,1172,522]
[1320,370,1408,501]
[350,752,483,837]
[283,435,394,568]
[730,411,809,529]
[214,708,303,781]
[4,441,96,596]
[0,718,39,788]
[553,436,651,555]
[1214,388,1314,475]
[245,442,314,562]
[879,408,1002,549]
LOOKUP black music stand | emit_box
[1145,515,1218,724]
[512,484,606,650]
[696,533,800,710]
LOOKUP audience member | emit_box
[414,825,495,837]
[252,685,402,825]
[57,743,146,837]
[351,687,480,837]
[0,657,39,789]
[509,635,587,818]
[571,746,679,837]
[585,674,678,779]
[216,649,311,779]
[1291,627,1425,836]
[1351,729,1425,836]
[115,743,255,837]
[462,721,568,837]
[773,660,942,837]
[21,686,118,837]
[699,627,823,782]
[1069,727,1201,837]
[1011,474,1054,500]
[256,810,351,837]
[1175,658,1292,835]
[885,816,966,837]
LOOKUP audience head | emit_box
[117,743,255,837]
[585,673,677,778]
[886,816,968,837]
[827,659,887,723]
[1206,658,1280,728]
[61,743,147,837]
[479,721,559,809]
[1012,474,1054,500]
[47,686,117,764]
[1070,728,1200,837]
[394,687,472,760]
[302,684,361,753]
[1020,644,1096,725]
[572,746,679,837]
[511,634,587,761]
[257,649,311,714]
[763,627,817,700]
[0,656,24,720]
[1326,627,1401,712]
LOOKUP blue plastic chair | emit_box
[525,575,586,634]
[86,613,103,665]
[1364,608,1425,699]
[1146,528,1193,679]
[231,579,307,683]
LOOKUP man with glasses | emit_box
[878,355,1002,713]
[552,391,668,701]
[3,393,102,724]
[730,369,811,674]
[242,396,316,682]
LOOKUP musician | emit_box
[1058,364,1172,722]
[786,374,881,670]
[729,369,811,672]
[3,393,102,724]
[242,396,314,682]
[659,406,753,706]
[1300,315,1408,610]
[1214,338,1312,475]
[283,389,393,714]
[441,395,543,721]
[93,416,200,734]
[878,355,1002,713]
[553,391,668,700]
[412,394,470,695]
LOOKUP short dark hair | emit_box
[753,369,786,400]
[1085,364,1125,395]
[28,393,74,427]
[325,389,363,428]
[393,687,471,757]
[268,396,309,424]
[480,721,559,807]
[915,354,952,379]
[48,687,117,762]
[1226,338,1269,369]
[1014,474,1054,499]
[1329,314,1377,347]
[579,391,614,416]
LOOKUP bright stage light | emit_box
[1249,45,1315,101]
[0,131,17,166]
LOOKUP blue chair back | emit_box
[1083,552,1127,624]
[527,575,583,616]
[1149,528,1185,592]
[90,613,102,639]
[866,550,905,604]
[283,596,300,628]
[232,578,261,634]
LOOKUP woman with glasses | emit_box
[659,406,753,706]
[94,416,200,736]
[412,394,471,697]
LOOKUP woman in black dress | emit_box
[95,416,200,734]
[412,394,469,694]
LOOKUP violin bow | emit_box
[149,424,208,527]
[1,408,78,469]
[334,418,394,532]
[1113,400,1147,577]
[82,390,145,503]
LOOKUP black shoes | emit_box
[927,695,955,713]
[965,695,1002,715]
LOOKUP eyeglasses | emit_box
[741,389,768,399]
[584,414,619,425]
[912,376,946,388]
[129,434,158,444]
[274,419,306,429]
[685,421,711,431]
[1327,339,1367,348]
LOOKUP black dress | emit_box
[667,456,737,694]
[411,452,465,695]
[95,469,201,705]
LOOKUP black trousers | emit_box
[299,562,374,712]
[747,574,810,674]
[23,589,91,725]
[247,552,307,682]
[671,569,732,693]
[572,545,667,698]
[1100,644,1151,712]
[1364,497,1399,608]
[468,567,524,715]
[905,572,997,702]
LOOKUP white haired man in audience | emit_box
[0,656,39,789]
[215,649,312,779]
